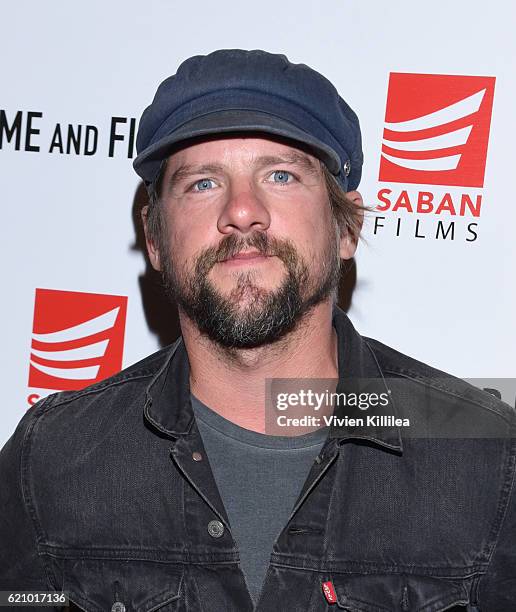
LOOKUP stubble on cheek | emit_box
[159,207,341,314]
[154,213,341,348]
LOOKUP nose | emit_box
[217,179,271,235]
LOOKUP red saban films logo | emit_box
[28,289,127,401]
[375,73,495,242]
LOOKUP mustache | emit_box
[194,232,298,276]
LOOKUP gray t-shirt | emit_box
[191,394,328,605]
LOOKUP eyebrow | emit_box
[166,151,320,191]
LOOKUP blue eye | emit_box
[193,178,215,191]
[271,170,292,184]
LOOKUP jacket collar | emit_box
[331,307,403,453]
[143,306,403,453]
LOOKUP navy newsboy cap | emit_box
[133,49,363,192]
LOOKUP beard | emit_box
[160,227,341,349]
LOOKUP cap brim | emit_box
[133,109,342,183]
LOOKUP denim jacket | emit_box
[1,307,515,611]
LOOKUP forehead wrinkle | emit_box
[166,148,320,191]
[253,152,320,175]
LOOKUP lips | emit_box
[220,250,270,263]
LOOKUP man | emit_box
[0,49,515,611]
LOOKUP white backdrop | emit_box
[1,0,515,447]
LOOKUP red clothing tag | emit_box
[322,581,337,604]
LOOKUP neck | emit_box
[182,300,339,433]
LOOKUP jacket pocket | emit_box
[329,573,471,612]
[57,558,184,612]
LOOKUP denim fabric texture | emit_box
[0,307,515,611]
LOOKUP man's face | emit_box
[144,136,356,348]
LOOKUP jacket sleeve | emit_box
[0,402,51,589]
[477,439,516,611]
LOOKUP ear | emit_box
[141,205,162,271]
[339,190,364,260]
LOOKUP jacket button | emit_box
[192,451,203,461]
[207,519,224,538]
[111,603,126,612]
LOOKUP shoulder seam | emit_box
[46,372,155,410]
[43,343,179,408]
[382,367,514,426]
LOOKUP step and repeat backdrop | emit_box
[1,1,515,447]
